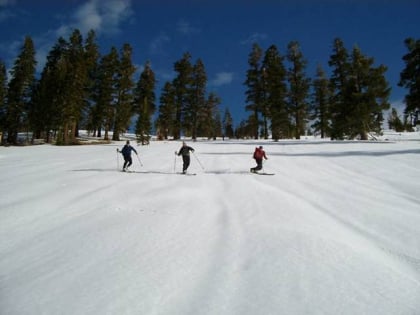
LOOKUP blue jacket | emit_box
[121,144,137,157]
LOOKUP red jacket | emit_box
[253,147,267,160]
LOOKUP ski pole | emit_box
[192,151,205,171]
[136,154,143,167]
[174,151,177,173]
[116,148,120,170]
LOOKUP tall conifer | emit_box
[5,36,36,144]
[262,45,288,140]
[329,39,390,139]
[399,38,420,121]
[134,61,156,145]
[222,108,234,139]
[201,92,221,139]
[286,41,310,139]
[112,43,136,141]
[59,29,87,144]
[188,59,207,139]
[97,47,119,141]
[173,52,193,139]
[84,30,101,136]
[329,38,352,139]
[0,61,7,144]
[245,43,263,139]
[30,37,68,143]
[311,65,331,138]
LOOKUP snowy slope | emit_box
[1,135,420,315]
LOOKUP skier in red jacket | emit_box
[251,146,268,173]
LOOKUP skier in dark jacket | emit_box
[177,141,194,174]
[118,140,138,171]
[251,145,268,173]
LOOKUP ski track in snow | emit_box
[1,136,420,314]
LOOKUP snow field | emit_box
[1,137,420,314]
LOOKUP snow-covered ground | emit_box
[1,132,420,315]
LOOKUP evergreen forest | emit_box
[0,29,419,145]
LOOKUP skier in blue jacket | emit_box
[118,140,138,171]
[177,141,194,174]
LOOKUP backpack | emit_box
[253,148,263,159]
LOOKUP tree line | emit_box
[0,29,226,145]
[241,38,420,140]
[0,29,419,145]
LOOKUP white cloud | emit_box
[36,0,131,71]
[0,0,133,75]
[0,8,14,22]
[240,32,268,45]
[176,19,200,35]
[149,32,170,55]
[69,0,133,35]
[211,72,234,87]
[0,0,17,22]
[0,0,16,7]
[73,1,103,33]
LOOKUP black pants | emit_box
[252,158,263,171]
[123,156,133,169]
[182,155,190,172]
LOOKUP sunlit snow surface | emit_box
[1,132,420,315]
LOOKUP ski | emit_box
[250,169,274,175]
[121,169,134,173]
[177,172,197,176]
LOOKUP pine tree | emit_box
[347,46,390,139]
[97,47,119,141]
[112,43,136,141]
[5,36,37,144]
[399,38,420,121]
[212,108,222,140]
[173,52,193,139]
[328,38,352,139]
[286,41,310,139]
[57,29,88,144]
[188,59,207,140]
[201,92,221,139]
[311,65,331,138]
[30,37,68,143]
[156,82,175,140]
[83,30,101,137]
[235,119,248,139]
[329,40,390,139]
[245,43,264,139]
[222,108,234,139]
[387,108,404,132]
[134,61,156,145]
[0,60,7,144]
[262,45,288,140]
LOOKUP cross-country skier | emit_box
[176,141,194,174]
[251,145,268,173]
[118,140,138,171]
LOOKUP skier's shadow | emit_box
[71,169,178,175]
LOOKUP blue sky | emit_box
[1,0,419,124]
